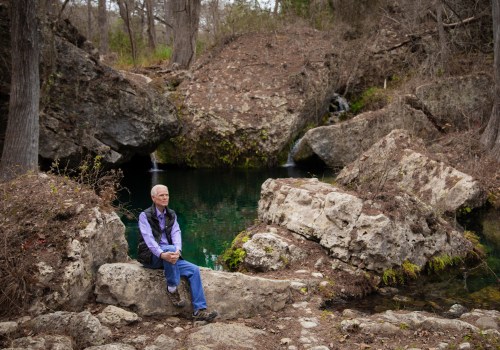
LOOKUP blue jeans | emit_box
[144,245,207,311]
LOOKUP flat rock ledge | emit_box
[95,262,293,320]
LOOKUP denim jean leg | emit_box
[159,245,180,288]
[178,259,207,311]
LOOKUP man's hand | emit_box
[161,250,180,264]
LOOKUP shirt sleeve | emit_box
[171,216,182,252]
[138,212,163,258]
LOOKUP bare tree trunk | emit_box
[208,0,220,44]
[98,0,108,54]
[436,0,448,72]
[117,0,138,64]
[87,0,92,39]
[274,0,280,15]
[481,0,500,161]
[164,0,174,45]
[0,0,40,181]
[145,0,156,51]
[171,0,200,69]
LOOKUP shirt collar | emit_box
[155,207,166,217]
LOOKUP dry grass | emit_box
[0,169,122,318]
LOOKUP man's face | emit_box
[152,187,169,208]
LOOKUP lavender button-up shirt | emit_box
[138,206,182,258]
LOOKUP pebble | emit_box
[173,326,184,334]
[459,343,471,349]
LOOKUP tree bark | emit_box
[0,0,40,181]
[164,0,174,45]
[87,0,92,39]
[117,0,137,64]
[436,0,448,72]
[171,0,200,69]
[145,0,156,51]
[98,0,108,54]
[481,0,500,161]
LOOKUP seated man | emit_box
[137,184,218,322]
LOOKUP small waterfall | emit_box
[283,139,301,167]
[149,152,163,172]
[327,93,350,124]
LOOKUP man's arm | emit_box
[138,212,163,257]
[171,216,183,252]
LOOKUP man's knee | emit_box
[162,245,177,253]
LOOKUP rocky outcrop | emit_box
[95,262,293,320]
[38,20,179,167]
[156,27,338,168]
[292,72,493,169]
[292,99,441,168]
[32,208,129,314]
[337,129,487,214]
[0,8,179,166]
[258,178,472,274]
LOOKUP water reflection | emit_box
[119,166,332,269]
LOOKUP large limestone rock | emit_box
[38,20,179,166]
[95,262,292,320]
[258,178,472,274]
[33,208,129,313]
[156,27,338,168]
[292,100,440,168]
[0,10,180,166]
[337,129,487,214]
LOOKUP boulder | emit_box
[33,208,129,313]
[38,20,180,166]
[258,178,472,274]
[97,305,141,326]
[341,309,480,335]
[4,335,74,350]
[27,311,111,349]
[292,99,440,168]
[94,262,293,320]
[336,129,487,214]
[242,226,307,271]
[0,10,180,166]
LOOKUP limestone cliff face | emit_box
[0,10,180,167]
[38,20,180,167]
[156,28,339,168]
